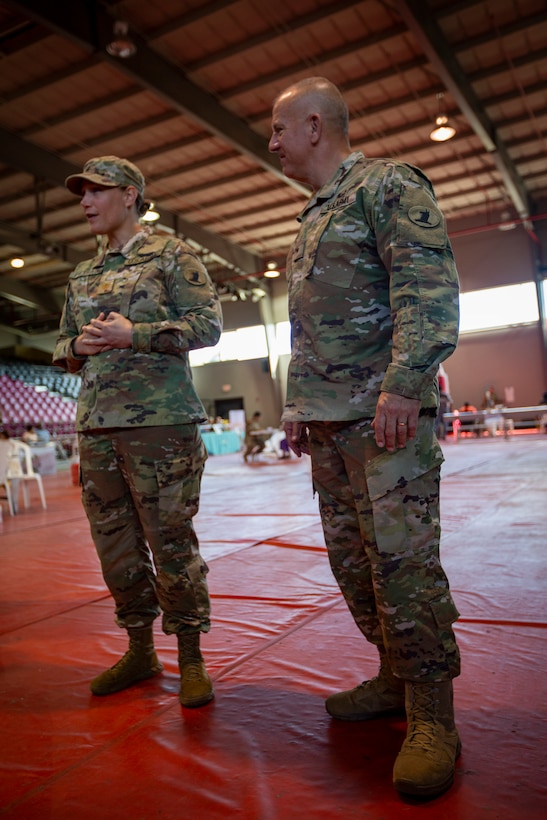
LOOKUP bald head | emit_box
[269,77,351,190]
[274,77,349,139]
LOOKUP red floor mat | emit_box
[1,438,546,818]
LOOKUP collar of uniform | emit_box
[297,151,364,221]
[104,228,151,259]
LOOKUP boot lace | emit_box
[406,685,439,748]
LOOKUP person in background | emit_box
[53,156,222,709]
[482,385,501,409]
[435,390,452,441]
[269,77,461,799]
[35,423,51,444]
[243,411,268,461]
[457,402,478,437]
[22,424,38,444]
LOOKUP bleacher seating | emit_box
[0,361,79,438]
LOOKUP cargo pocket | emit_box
[430,594,460,629]
[155,450,203,529]
[365,422,444,554]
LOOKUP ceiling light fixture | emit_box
[264,261,280,278]
[106,20,137,59]
[10,257,25,268]
[141,202,160,222]
[498,210,517,231]
[429,93,456,142]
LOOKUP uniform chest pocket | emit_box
[311,209,369,289]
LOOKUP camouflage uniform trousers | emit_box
[79,424,210,636]
[308,415,460,681]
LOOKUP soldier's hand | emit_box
[84,311,133,350]
[284,421,310,457]
[372,392,420,452]
[72,329,111,356]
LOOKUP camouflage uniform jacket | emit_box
[53,229,222,430]
[283,152,460,423]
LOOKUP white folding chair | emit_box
[8,441,47,510]
[0,440,16,516]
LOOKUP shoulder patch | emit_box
[408,205,441,228]
[184,268,207,286]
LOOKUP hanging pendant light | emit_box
[106,21,137,59]
[141,202,160,223]
[430,93,456,142]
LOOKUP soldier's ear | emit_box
[123,185,138,209]
[308,113,322,145]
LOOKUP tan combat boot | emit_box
[178,632,214,708]
[325,651,406,720]
[393,680,461,797]
[90,626,163,695]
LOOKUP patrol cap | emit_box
[65,156,145,197]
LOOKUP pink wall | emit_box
[444,324,544,409]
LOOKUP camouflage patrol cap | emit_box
[65,156,145,197]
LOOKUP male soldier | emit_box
[269,78,461,797]
[53,156,222,708]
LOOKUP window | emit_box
[275,321,292,355]
[459,281,540,333]
[190,279,545,367]
[189,325,268,366]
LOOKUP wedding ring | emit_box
[397,422,407,426]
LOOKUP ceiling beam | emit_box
[0,218,87,269]
[398,0,533,220]
[0,273,59,313]
[9,0,309,200]
[0,126,264,274]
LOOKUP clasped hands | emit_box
[284,392,421,457]
[72,311,133,356]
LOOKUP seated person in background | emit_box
[482,386,501,409]
[458,402,479,436]
[22,424,38,444]
[243,411,268,462]
[266,426,292,459]
[35,423,51,444]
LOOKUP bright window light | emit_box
[190,280,545,367]
[222,326,268,360]
[275,321,292,355]
[459,281,539,333]
[189,341,222,366]
[189,325,268,366]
